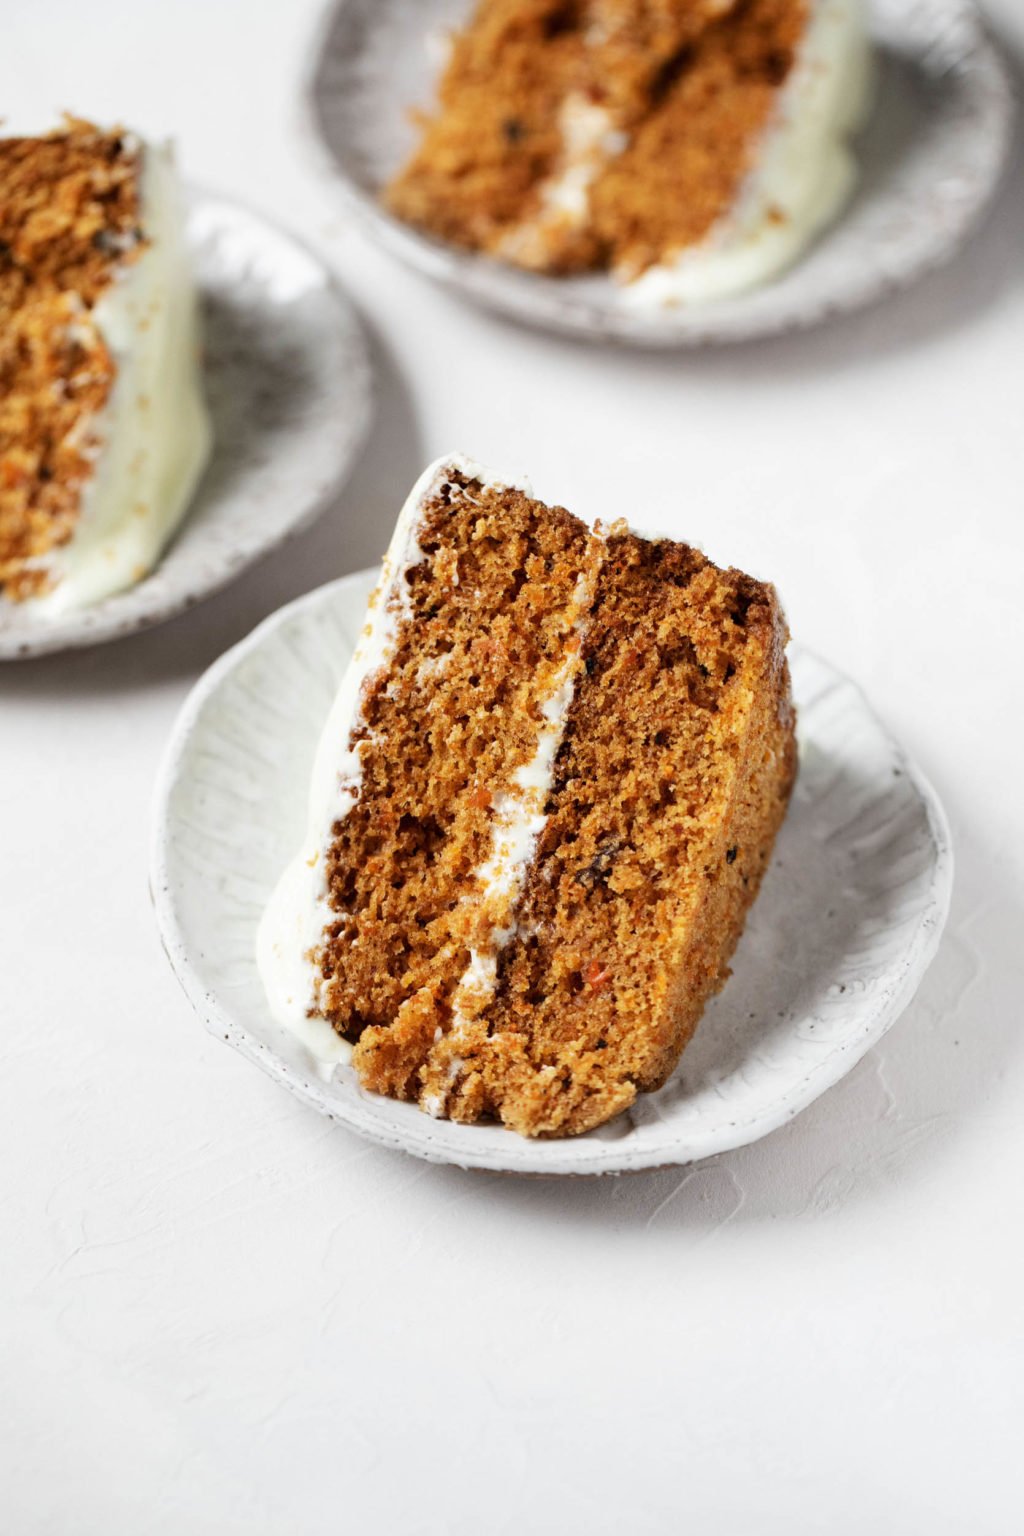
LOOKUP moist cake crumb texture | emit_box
[262,457,797,1138]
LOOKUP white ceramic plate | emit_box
[0,194,372,660]
[304,0,1013,347]
[152,569,953,1175]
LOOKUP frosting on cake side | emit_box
[623,0,872,306]
[31,140,212,611]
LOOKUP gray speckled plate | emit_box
[151,570,953,1176]
[0,194,372,660]
[304,0,1014,346]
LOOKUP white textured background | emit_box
[2,2,1022,1531]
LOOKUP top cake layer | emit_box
[0,118,211,609]
[386,0,869,302]
[259,456,797,1137]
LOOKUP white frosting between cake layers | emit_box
[498,93,628,267]
[31,139,212,612]
[623,0,872,306]
[546,96,629,222]
[257,452,546,1075]
[438,561,601,1074]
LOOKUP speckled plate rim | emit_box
[151,572,954,1176]
[299,0,1015,348]
[0,190,373,661]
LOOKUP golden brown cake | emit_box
[259,455,796,1138]
[0,118,210,610]
[385,0,870,303]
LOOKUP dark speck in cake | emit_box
[574,838,621,889]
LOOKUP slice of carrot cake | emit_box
[0,117,211,610]
[259,454,796,1138]
[385,0,870,302]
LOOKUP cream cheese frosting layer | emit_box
[416,553,603,1119]
[439,549,602,1034]
[33,139,211,612]
[497,93,628,269]
[623,0,872,307]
